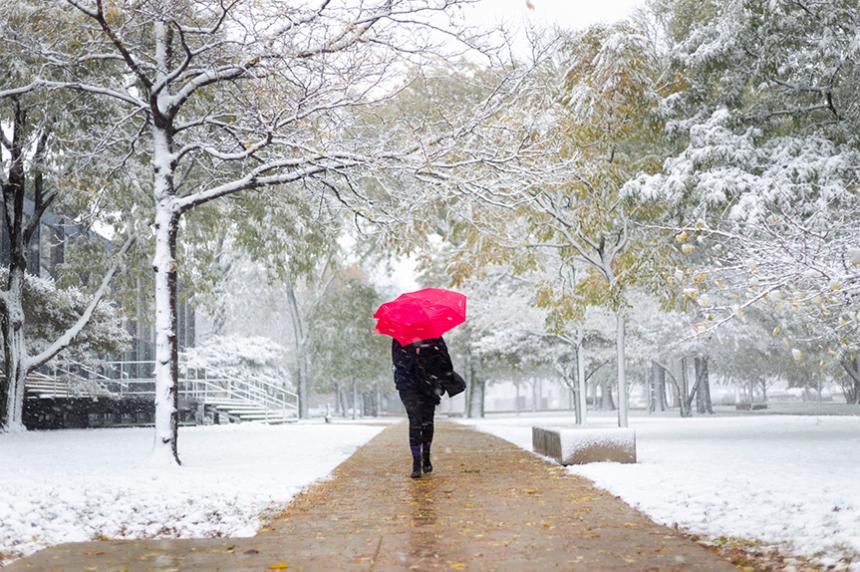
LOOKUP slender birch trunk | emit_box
[678,358,692,417]
[285,283,309,419]
[649,360,668,413]
[616,309,628,428]
[575,335,587,425]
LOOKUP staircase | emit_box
[25,371,76,399]
[182,371,299,424]
[26,368,118,400]
[26,360,299,425]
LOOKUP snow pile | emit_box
[466,413,860,569]
[0,422,382,563]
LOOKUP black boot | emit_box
[422,442,433,474]
[410,445,422,479]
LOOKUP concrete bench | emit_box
[532,426,636,465]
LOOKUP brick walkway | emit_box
[8,422,735,571]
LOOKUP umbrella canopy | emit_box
[373,288,467,345]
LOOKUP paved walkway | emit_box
[9,422,735,571]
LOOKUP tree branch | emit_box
[23,191,57,246]
[23,233,136,371]
[0,80,145,109]
[174,158,359,213]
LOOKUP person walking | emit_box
[373,288,467,478]
[392,336,454,478]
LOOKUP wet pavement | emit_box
[8,421,736,571]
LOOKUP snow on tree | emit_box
[182,334,288,388]
[452,20,680,427]
[626,0,860,402]
[1,0,550,462]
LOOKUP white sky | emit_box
[464,0,644,32]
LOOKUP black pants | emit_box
[399,390,436,447]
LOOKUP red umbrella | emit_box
[373,288,467,345]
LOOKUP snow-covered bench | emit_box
[532,426,636,465]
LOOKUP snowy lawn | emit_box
[0,422,384,563]
[463,412,860,570]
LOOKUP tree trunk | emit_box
[152,202,181,465]
[333,381,341,416]
[285,284,310,419]
[649,360,668,413]
[466,350,484,418]
[615,310,628,427]
[575,339,587,424]
[297,359,308,418]
[351,379,358,420]
[464,342,477,418]
[338,385,347,417]
[695,356,713,414]
[599,378,616,410]
[28,221,40,276]
[1,102,30,432]
[677,358,692,418]
[1,269,28,432]
[374,386,381,417]
[841,357,860,404]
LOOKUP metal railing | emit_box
[30,359,299,422]
[40,360,119,398]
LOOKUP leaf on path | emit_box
[450,563,467,570]
[269,563,289,570]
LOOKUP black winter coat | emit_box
[391,337,455,401]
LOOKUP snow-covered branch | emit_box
[24,233,136,371]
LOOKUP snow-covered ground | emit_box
[463,412,860,570]
[0,422,384,563]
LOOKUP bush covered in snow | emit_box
[182,335,290,388]
[0,269,130,360]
